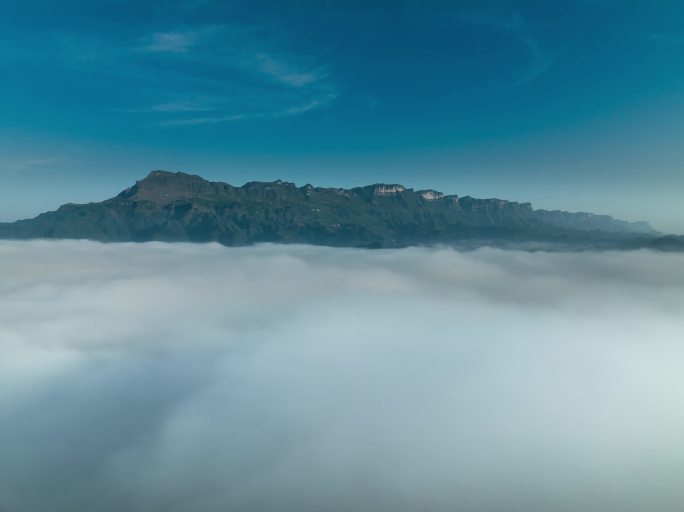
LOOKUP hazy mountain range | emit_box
[1,170,681,250]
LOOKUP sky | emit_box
[1,0,684,232]
[2,241,684,511]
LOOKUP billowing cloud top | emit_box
[1,241,684,512]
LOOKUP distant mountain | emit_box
[645,235,684,252]
[0,170,667,249]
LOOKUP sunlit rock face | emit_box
[417,189,444,200]
[2,241,684,512]
[371,183,407,195]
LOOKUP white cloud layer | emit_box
[1,241,684,512]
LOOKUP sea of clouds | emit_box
[1,240,684,512]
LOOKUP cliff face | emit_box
[0,170,658,248]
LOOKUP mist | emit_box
[1,241,684,512]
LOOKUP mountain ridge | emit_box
[0,170,669,249]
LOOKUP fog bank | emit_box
[1,241,684,512]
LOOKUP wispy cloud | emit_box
[142,30,199,53]
[457,10,555,88]
[159,92,338,126]
[0,156,66,173]
[131,24,339,126]
[254,52,327,87]
[10,22,339,128]
[120,101,217,114]
[149,101,215,113]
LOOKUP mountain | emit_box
[0,170,664,249]
[645,235,684,252]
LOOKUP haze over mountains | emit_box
[0,170,681,250]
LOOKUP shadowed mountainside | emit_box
[0,170,669,249]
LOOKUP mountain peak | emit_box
[142,170,208,182]
[119,170,214,203]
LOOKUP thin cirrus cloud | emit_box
[1,23,338,128]
[456,9,556,88]
[148,102,216,113]
[0,156,67,173]
[2,241,684,512]
[254,52,326,87]
[134,25,339,126]
[158,94,338,126]
[141,30,200,53]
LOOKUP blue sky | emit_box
[1,0,684,232]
